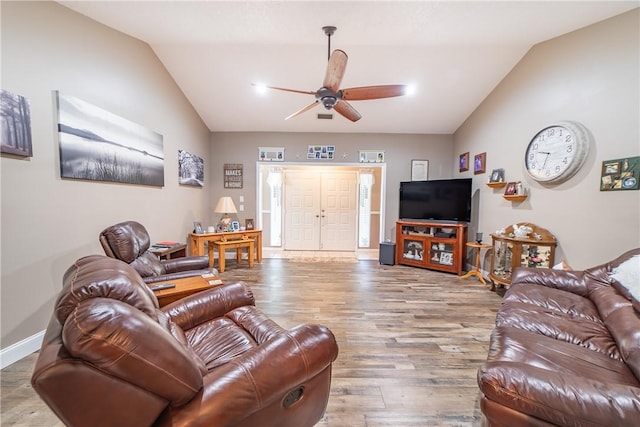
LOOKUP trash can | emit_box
[379,242,396,265]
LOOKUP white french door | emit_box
[284,170,357,251]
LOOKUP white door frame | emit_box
[256,162,386,249]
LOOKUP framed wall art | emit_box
[1,89,33,157]
[600,156,639,191]
[474,152,486,174]
[359,150,385,163]
[178,150,204,187]
[411,159,429,181]
[307,145,335,160]
[56,92,164,186]
[459,152,469,172]
[258,147,284,161]
[489,168,505,183]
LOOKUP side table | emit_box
[150,274,223,307]
[460,242,492,285]
[150,243,187,260]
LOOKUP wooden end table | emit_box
[150,274,223,307]
[150,244,187,260]
[460,242,492,285]
[208,238,255,273]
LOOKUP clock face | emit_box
[525,121,590,183]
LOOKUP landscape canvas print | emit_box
[57,92,164,186]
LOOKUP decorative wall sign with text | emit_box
[223,163,243,189]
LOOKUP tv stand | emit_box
[395,220,468,275]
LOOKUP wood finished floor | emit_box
[1,259,504,427]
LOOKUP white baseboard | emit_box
[1,330,45,369]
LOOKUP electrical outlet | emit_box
[239,204,244,212]
[239,196,244,202]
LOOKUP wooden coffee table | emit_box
[150,274,223,307]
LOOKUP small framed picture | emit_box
[193,221,204,234]
[231,220,240,231]
[504,182,517,195]
[489,168,505,183]
[459,152,469,172]
[474,152,486,174]
[245,218,254,230]
[411,159,429,181]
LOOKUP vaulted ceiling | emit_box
[58,1,638,134]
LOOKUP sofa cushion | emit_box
[496,301,621,360]
[504,282,603,323]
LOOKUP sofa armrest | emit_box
[168,324,339,427]
[478,361,640,427]
[162,281,255,329]
[511,267,588,297]
[162,256,210,273]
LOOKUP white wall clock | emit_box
[524,121,592,183]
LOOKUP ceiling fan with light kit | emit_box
[253,26,408,122]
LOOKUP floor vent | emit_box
[317,113,333,120]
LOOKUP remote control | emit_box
[150,283,176,291]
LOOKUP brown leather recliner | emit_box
[31,255,339,427]
[100,220,214,284]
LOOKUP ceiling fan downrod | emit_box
[322,26,337,61]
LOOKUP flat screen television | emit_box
[399,178,472,223]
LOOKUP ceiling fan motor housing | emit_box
[316,87,341,109]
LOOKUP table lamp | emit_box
[214,196,237,231]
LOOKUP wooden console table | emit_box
[189,230,262,262]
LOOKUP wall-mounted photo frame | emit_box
[258,147,284,161]
[1,89,33,157]
[459,152,469,172]
[489,168,505,183]
[411,159,429,181]
[359,150,385,163]
[474,152,486,174]
[307,145,335,160]
[245,218,254,230]
[504,182,517,195]
[193,221,204,234]
[600,156,639,191]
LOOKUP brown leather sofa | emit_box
[478,248,640,427]
[100,220,215,283]
[31,255,339,427]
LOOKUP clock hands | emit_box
[538,151,550,169]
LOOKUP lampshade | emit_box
[214,196,237,214]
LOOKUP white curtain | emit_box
[267,169,283,246]
[358,171,375,247]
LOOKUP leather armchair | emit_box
[100,220,215,284]
[32,255,339,427]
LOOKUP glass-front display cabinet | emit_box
[489,223,557,290]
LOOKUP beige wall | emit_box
[454,9,640,269]
[1,2,211,349]
[209,132,454,240]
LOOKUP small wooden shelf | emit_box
[503,194,528,202]
[486,182,507,188]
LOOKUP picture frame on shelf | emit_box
[504,182,517,195]
[489,168,505,183]
[474,152,486,174]
[193,221,204,234]
[245,218,254,230]
[231,220,240,232]
[411,159,429,181]
[459,152,469,172]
